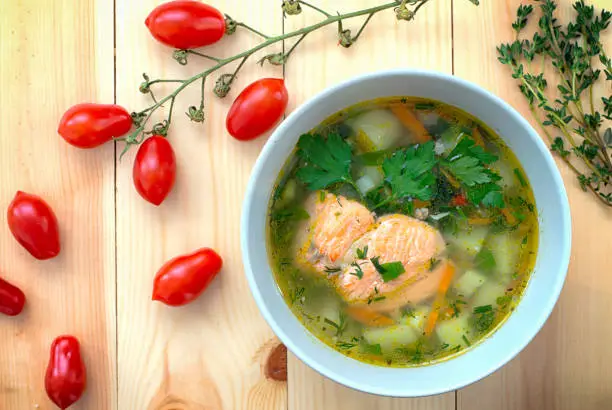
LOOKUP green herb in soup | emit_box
[267,97,538,367]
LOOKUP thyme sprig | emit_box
[498,0,612,206]
[121,0,478,156]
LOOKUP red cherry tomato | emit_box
[451,194,468,207]
[133,135,177,206]
[58,103,132,149]
[145,1,225,49]
[152,248,223,307]
[0,277,26,317]
[226,78,289,141]
[45,335,86,410]
[7,191,60,260]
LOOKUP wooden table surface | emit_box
[1,0,611,409]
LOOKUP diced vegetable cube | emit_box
[363,324,419,353]
[348,109,404,152]
[472,281,507,308]
[356,166,384,195]
[401,306,430,331]
[435,315,471,347]
[449,226,489,256]
[453,269,487,297]
[486,233,521,277]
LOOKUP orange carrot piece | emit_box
[413,199,431,208]
[501,208,517,225]
[472,127,485,147]
[390,104,431,143]
[346,306,394,327]
[467,217,493,225]
[424,261,456,336]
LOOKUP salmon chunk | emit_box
[295,192,375,275]
[335,214,446,312]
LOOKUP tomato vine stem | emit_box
[126,0,475,151]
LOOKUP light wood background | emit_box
[1,0,610,409]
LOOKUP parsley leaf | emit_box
[295,133,355,190]
[381,141,437,201]
[448,136,498,165]
[370,256,405,282]
[442,136,505,208]
[444,156,493,186]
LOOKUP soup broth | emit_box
[267,97,538,367]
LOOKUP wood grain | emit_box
[115,1,286,409]
[3,0,612,408]
[283,1,455,408]
[454,1,612,409]
[0,0,116,409]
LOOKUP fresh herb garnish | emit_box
[372,295,387,302]
[350,262,364,279]
[429,257,441,271]
[319,190,326,202]
[362,342,382,356]
[324,266,341,274]
[441,137,504,208]
[475,247,496,272]
[514,168,528,187]
[270,207,310,222]
[473,304,493,314]
[356,245,368,259]
[496,295,512,308]
[295,133,357,191]
[324,312,347,336]
[415,102,436,110]
[336,342,357,350]
[473,305,496,332]
[499,0,612,207]
[462,334,472,347]
[289,287,305,305]
[370,256,405,282]
[378,141,437,205]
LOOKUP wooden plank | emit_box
[0,0,116,409]
[115,1,286,409]
[283,1,455,408]
[454,1,612,409]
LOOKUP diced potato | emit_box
[435,315,471,347]
[486,233,521,277]
[449,226,489,256]
[364,324,419,352]
[348,109,404,152]
[355,166,384,195]
[454,269,487,298]
[472,281,507,308]
[401,306,430,331]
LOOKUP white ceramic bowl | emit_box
[241,69,571,397]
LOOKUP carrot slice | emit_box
[501,208,517,225]
[346,306,394,327]
[472,127,485,147]
[467,217,493,225]
[390,104,431,143]
[413,199,431,208]
[424,261,456,336]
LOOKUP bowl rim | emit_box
[241,68,571,397]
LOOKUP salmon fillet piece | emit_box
[294,192,375,275]
[335,214,446,312]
